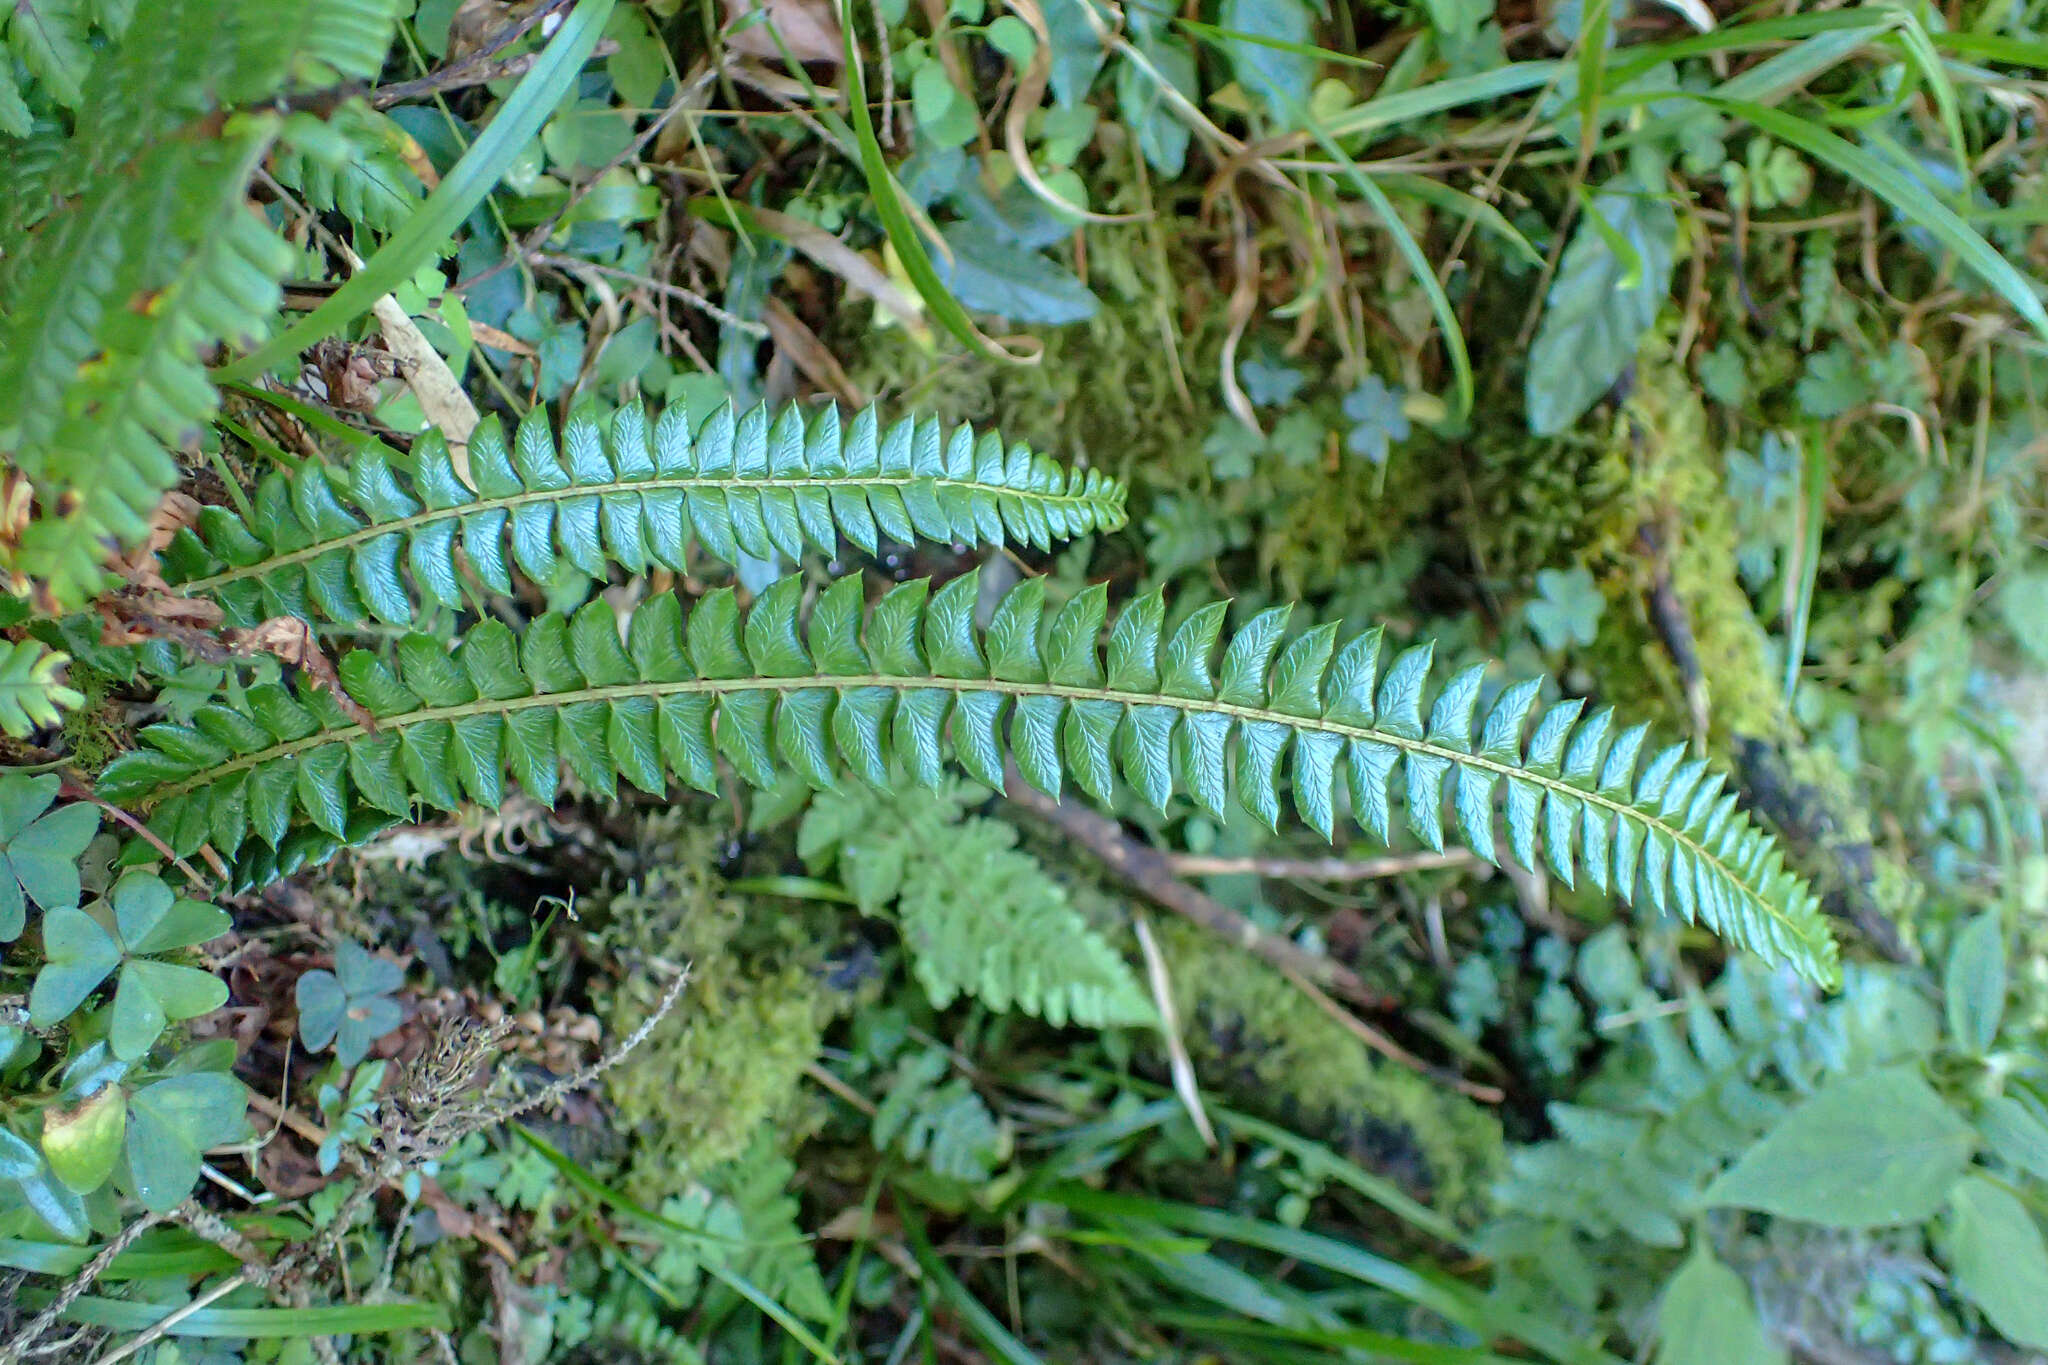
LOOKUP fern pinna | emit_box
[101,560,1840,987]
[157,402,1129,628]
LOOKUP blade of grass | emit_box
[1601,10,1900,91]
[1045,1186,1482,1330]
[214,0,617,383]
[837,0,1037,364]
[1931,30,2048,67]
[1046,1068,1467,1248]
[1378,175,1544,268]
[1299,115,1475,423]
[1044,1186,1625,1365]
[1152,1309,1526,1364]
[726,874,862,904]
[1782,433,1826,700]
[1171,15,1379,71]
[514,1125,840,1364]
[16,1292,446,1337]
[1702,97,2048,341]
[897,1200,1044,1365]
[220,382,404,458]
[1318,62,1564,142]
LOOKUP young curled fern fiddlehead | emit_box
[100,571,1840,987]
[158,399,1129,627]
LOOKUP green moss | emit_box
[1622,360,1786,743]
[1151,918,1503,1225]
[59,662,122,773]
[587,820,835,1200]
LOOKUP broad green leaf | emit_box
[1980,1097,2048,1184]
[124,1072,249,1213]
[1525,181,1676,435]
[1703,1070,1974,1226]
[1653,1244,1786,1365]
[1219,0,1315,123]
[933,223,1099,325]
[1947,1175,2048,1349]
[1945,911,2006,1056]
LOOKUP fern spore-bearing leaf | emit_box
[102,572,1839,987]
[156,400,1129,626]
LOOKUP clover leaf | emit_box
[124,1072,248,1213]
[297,940,406,1067]
[1341,376,1411,464]
[27,870,230,1060]
[0,773,100,941]
[1238,351,1306,407]
[1524,566,1607,650]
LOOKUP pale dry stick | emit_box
[1132,912,1218,1150]
[1000,764,1399,1012]
[1,1210,172,1364]
[83,1270,255,1365]
[1162,848,1481,880]
[805,1059,878,1116]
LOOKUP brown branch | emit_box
[1162,848,1482,881]
[369,37,621,109]
[1000,766,1504,1104]
[999,765,1399,1013]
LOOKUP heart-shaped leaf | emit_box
[41,1086,127,1193]
[0,773,59,842]
[29,906,121,1026]
[296,969,346,1052]
[334,940,404,997]
[338,995,405,1066]
[110,960,230,1061]
[0,775,98,941]
[111,871,228,953]
[124,1072,248,1213]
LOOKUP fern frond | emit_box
[0,0,404,608]
[158,401,1130,627]
[271,104,424,235]
[6,0,90,108]
[1490,954,1879,1251]
[799,782,1155,1027]
[0,640,84,736]
[100,572,1840,985]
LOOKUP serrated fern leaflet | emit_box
[158,399,1128,627]
[101,572,1839,986]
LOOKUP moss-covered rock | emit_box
[1151,918,1503,1226]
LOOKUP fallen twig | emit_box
[1000,764,1397,1014]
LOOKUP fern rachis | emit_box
[101,571,1839,987]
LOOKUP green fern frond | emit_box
[6,0,90,108]
[0,0,403,607]
[0,640,84,736]
[271,104,424,235]
[0,58,34,136]
[157,400,1130,627]
[100,572,1840,985]
[799,782,1155,1027]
